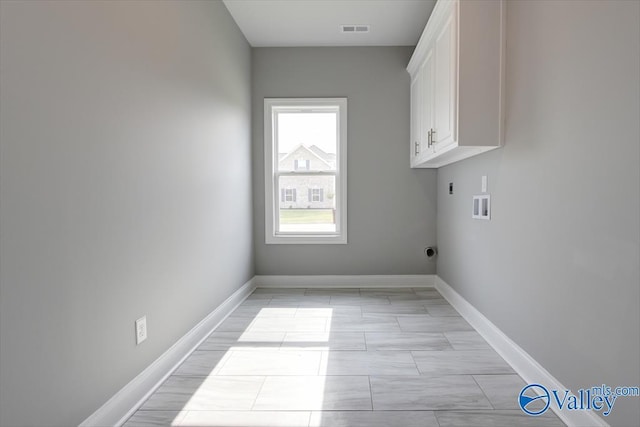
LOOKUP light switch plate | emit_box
[481,176,488,193]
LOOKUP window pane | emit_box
[265,98,346,244]
[276,112,337,172]
[278,175,336,233]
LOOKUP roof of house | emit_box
[307,145,336,164]
[278,144,336,169]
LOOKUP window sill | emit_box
[266,234,347,245]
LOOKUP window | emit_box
[264,98,347,244]
[294,159,310,171]
[282,188,296,202]
[310,188,323,202]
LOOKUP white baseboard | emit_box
[254,274,435,288]
[79,277,257,427]
[83,274,601,427]
[434,276,608,427]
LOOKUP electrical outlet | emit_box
[135,316,147,345]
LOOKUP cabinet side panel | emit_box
[458,0,503,147]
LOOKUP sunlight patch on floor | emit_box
[170,308,333,426]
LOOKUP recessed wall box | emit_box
[472,195,491,220]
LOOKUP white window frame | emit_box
[264,98,348,244]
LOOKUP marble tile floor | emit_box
[125,287,565,427]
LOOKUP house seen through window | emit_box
[264,98,347,244]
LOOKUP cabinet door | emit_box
[410,70,422,164]
[421,49,435,155]
[433,8,457,151]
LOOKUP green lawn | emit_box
[280,209,334,224]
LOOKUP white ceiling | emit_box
[222,0,437,47]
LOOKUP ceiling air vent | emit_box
[341,25,370,34]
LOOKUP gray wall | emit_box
[437,1,639,425]
[0,1,252,426]
[252,47,437,275]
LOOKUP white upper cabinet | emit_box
[410,67,423,166]
[421,49,435,156]
[407,0,505,168]
[433,11,456,151]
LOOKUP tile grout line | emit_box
[442,331,455,349]
[471,374,496,410]
[408,347,422,375]
[433,410,444,427]
[367,375,375,411]
[249,376,269,411]
[317,350,324,376]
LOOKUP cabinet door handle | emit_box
[414,141,419,155]
[427,130,432,147]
